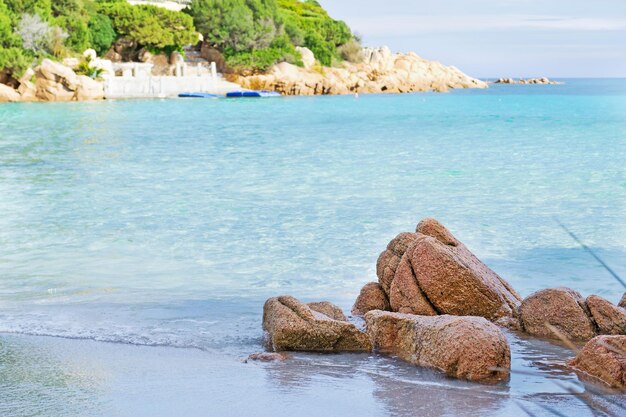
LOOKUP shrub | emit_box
[100,2,198,51]
[88,13,116,55]
[0,47,32,78]
[15,13,53,54]
[338,39,363,63]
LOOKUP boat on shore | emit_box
[226,90,282,98]
[178,92,220,98]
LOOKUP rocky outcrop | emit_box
[586,295,626,335]
[493,77,560,85]
[619,293,626,309]
[0,83,21,102]
[235,46,487,96]
[263,296,371,352]
[35,59,104,102]
[519,288,596,341]
[569,335,626,389]
[375,218,521,325]
[365,311,510,382]
[295,46,315,70]
[351,282,390,316]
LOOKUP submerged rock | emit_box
[377,218,521,323]
[586,295,626,335]
[263,296,371,352]
[352,282,390,316]
[519,288,596,341]
[569,335,626,389]
[246,352,288,363]
[365,311,510,382]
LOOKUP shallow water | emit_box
[1,79,625,416]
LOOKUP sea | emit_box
[0,79,625,416]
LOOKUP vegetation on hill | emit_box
[0,0,360,81]
[186,0,359,72]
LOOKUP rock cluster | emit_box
[235,46,487,96]
[493,77,559,85]
[260,217,625,388]
[0,59,104,103]
[360,218,522,327]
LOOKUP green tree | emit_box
[100,2,197,51]
[88,13,115,55]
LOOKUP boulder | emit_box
[263,296,371,352]
[376,232,419,293]
[74,75,104,101]
[569,335,626,389]
[352,282,390,316]
[17,80,37,101]
[382,218,521,323]
[586,295,626,335]
[307,301,347,321]
[519,288,596,341]
[295,46,315,70]
[37,59,78,90]
[0,83,21,102]
[365,311,510,382]
[35,77,75,101]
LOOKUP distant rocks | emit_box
[0,58,104,103]
[569,335,626,389]
[246,352,288,363]
[235,46,487,96]
[493,77,560,85]
[262,296,371,352]
[365,311,510,382]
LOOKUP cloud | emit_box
[348,15,626,36]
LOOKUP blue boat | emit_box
[226,90,282,98]
[178,92,220,98]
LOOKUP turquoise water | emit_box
[1,80,625,416]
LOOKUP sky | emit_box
[318,0,626,78]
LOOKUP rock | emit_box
[385,219,521,322]
[263,296,371,352]
[17,80,37,101]
[569,335,626,389]
[83,48,97,61]
[307,301,347,321]
[74,75,104,101]
[365,311,510,382]
[493,77,559,85]
[35,78,75,101]
[138,48,153,63]
[619,293,626,309]
[376,232,419,293]
[586,295,626,335]
[246,352,287,362]
[352,282,390,316]
[0,83,21,102]
[37,59,78,90]
[296,46,315,70]
[236,46,487,96]
[520,288,596,341]
[18,68,35,85]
